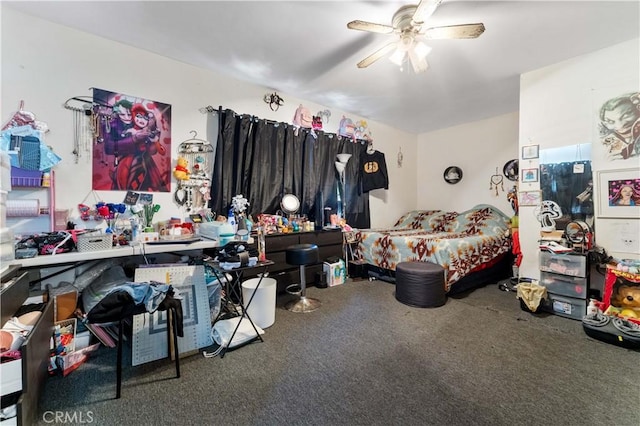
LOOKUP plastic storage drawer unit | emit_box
[543,293,587,320]
[539,252,587,278]
[539,271,588,299]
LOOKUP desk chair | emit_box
[87,287,183,399]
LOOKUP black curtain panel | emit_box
[209,109,370,228]
[540,160,593,221]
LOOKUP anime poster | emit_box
[597,91,640,161]
[92,88,171,192]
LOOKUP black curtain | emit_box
[540,160,593,220]
[209,109,370,228]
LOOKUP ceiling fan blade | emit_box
[423,23,486,39]
[412,0,443,24]
[347,20,394,34]
[357,42,398,68]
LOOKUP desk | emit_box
[4,239,221,289]
[207,260,274,358]
[7,239,220,268]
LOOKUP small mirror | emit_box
[281,194,300,215]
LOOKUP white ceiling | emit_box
[4,1,639,134]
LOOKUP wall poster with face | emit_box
[92,88,172,192]
[598,91,640,161]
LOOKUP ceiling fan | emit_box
[347,0,485,73]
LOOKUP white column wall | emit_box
[519,38,640,280]
[1,8,417,229]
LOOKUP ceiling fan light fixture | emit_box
[388,48,407,66]
[408,48,429,73]
[413,40,432,61]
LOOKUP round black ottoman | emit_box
[395,261,446,308]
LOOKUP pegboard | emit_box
[132,264,212,366]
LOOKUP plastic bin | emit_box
[242,277,277,329]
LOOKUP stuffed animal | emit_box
[198,181,211,206]
[173,157,190,180]
[608,278,640,319]
[353,119,372,142]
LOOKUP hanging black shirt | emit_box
[361,150,389,192]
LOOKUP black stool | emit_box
[395,261,446,308]
[285,243,321,313]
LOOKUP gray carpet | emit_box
[34,279,638,426]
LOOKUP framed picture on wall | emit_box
[519,190,542,206]
[597,168,640,218]
[522,145,539,160]
[521,168,539,183]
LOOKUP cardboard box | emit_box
[323,259,346,287]
[49,343,100,377]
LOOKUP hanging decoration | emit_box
[489,167,504,196]
[316,109,331,124]
[174,131,214,212]
[2,100,49,132]
[443,166,463,184]
[263,92,284,111]
[503,159,519,181]
[64,96,95,164]
[534,200,563,232]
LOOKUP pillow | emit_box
[393,210,442,229]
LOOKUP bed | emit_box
[355,204,513,294]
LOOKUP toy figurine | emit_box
[173,157,190,180]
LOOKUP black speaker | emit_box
[348,260,368,279]
[315,271,328,288]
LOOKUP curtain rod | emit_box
[198,105,369,145]
[199,105,219,114]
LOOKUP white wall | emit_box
[519,38,640,279]
[416,112,519,216]
[0,8,417,231]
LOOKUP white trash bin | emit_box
[242,277,277,329]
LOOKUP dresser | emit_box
[1,267,54,425]
[263,229,344,293]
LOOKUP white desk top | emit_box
[8,239,220,268]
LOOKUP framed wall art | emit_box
[519,190,542,207]
[521,168,539,183]
[597,168,640,218]
[522,145,539,160]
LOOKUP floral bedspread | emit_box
[355,205,511,292]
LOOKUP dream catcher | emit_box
[489,167,504,196]
[534,200,562,232]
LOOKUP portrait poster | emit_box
[92,88,172,192]
[594,90,640,162]
[597,168,640,218]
